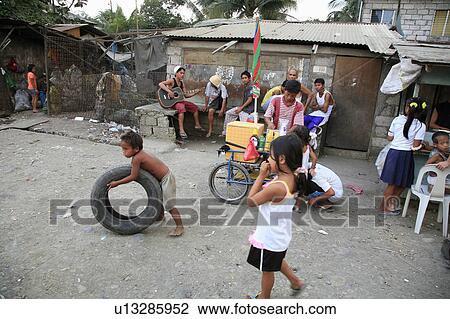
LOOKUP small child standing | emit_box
[108,131,184,237]
[380,97,428,215]
[246,134,306,299]
[426,131,450,193]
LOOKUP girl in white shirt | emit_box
[380,97,428,215]
[246,134,307,299]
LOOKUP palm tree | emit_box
[326,0,359,22]
[196,0,297,20]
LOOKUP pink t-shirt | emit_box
[27,72,37,90]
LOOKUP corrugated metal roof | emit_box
[51,24,88,32]
[163,20,400,54]
[394,42,450,64]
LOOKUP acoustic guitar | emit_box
[157,87,201,109]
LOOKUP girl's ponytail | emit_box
[403,97,428,139]
[295,169,308,196]
[403,112,415,139]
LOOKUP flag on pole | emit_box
[251,17,261,99]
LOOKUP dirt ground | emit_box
[0,113,449,299]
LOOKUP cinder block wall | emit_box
[368,62,401,156]
[309,55,336,96]
[361,0,450,42]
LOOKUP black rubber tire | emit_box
[208,161,251,204]
[90,165,163,235]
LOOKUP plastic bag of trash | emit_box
[380,58,422,95]
[375,143,391,177]
[14,89,32,112]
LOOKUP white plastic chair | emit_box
[402,164,450,237]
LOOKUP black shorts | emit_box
[207,96,224,110]
[247,245,287,272]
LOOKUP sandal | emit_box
[195,126,206,132]
[379,209,401,216]
[245,292,261,299]
[180,132,188,139]
[291,282,306,297]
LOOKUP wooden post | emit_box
[44,27,50,115]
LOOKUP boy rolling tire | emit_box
[91,165,163,235]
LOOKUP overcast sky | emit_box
[74,0,331,22]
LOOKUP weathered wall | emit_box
[368,61,401,156]
[0,31,45,116]
[165,40,377,107]
[167,41,312,107]
[166,39,390,154]
[361,0,450,42]
[309,55,336,95]
[0,31,45,74]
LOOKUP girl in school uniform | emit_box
[380,97,428,215]
[246,134,307,299]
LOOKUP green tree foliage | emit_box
[0,0,89,24]
[95,0,188,33]
[96,6,129,33]
[326,0,359,22]
[139,0,187,29]
[196,0,297,20]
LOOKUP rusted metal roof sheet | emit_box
[393,42,450,64]
[164,20,400,54]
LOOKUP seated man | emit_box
[304,78,334,131]
[261,80,286,112]
[264,80,304,133]
[159,65,204,139]
[203,74,228,138]
[287,68,313,104]
[306,163,343,208]
[430,98,450,131]
[222,71,253,135]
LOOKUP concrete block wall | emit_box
[135,104,176,140]
[166,43,183,80]
[308,55,336,92]
[369,62,401,156]
[361,0,450,43]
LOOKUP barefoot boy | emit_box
[108,131,184,236]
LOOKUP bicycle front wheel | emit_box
[208,161,251,204]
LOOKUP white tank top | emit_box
[253,180,295,252]
[309,90,333,121]
[302,145,310,174]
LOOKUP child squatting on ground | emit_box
[107,131,184,237]
[246,134,307,299]
[380,97,428,216]
[426,131,450,194]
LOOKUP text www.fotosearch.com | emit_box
[198,303,337,315]
[113,302,337,316]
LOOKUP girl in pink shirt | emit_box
[27,64,38,113]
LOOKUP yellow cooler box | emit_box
[225,121,265,163]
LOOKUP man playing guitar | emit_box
[159,66,205,139]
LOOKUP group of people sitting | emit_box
[158,66,335,139]
[158,65,343,207]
